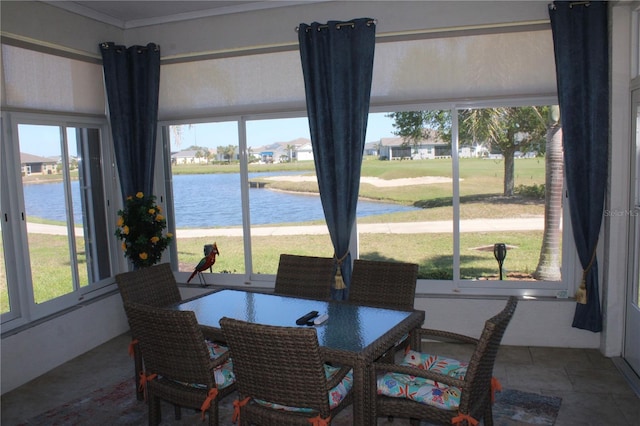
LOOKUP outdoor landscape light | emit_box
[493,243,507,280]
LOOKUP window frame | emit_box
[1,111,118,332]
[159,97,578,299]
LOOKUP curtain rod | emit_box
[295,19,377,33]
[549,1,590,10]
[100,42,160,52]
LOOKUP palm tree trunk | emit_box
[533,112,563,281]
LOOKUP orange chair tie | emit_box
[232,397,250,424]
[200,388,219,420]
[308,414,331,426]
[138,371,157,400]
[451,412,479,426]
[491,377,503,403]
[128,339,139,358]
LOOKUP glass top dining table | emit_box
[171,288,425,425]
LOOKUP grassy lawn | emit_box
[171,230,548,280]
[2,157,553,313]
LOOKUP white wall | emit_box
[0,294,129,394]
[414,297,600,348]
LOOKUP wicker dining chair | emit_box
[349,259,419,361]
[220,317,354,426]
[374,297,518,426]
[125,302,236,426]
[115,262,182,400]
[273,254,335,300]
[348,259,418,311]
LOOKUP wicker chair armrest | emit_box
[413,328,479,345]
[324,365,353,390]
[208,349,232,370]
[200,325,226,343]
[374,362,468,391]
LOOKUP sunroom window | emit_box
[1,115,113,327]
[161,102,570,299]
[360,105,567,297]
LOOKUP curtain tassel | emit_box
[333,251,349,290]
[334,267,346,290]
[575,281,587,305]
[576,247,597,305]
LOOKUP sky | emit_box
[17,112,399,158]
[18,124,79,158]
[170,112,398,151]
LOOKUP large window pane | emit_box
[358,112,454,280]
[168,122,245,279]
[457,106,560,281]
[17,124,105,304]
[246,117,332,275]
[73,127,110,284]
[369,108,562,284]
[19,124,74,303]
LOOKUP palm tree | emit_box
[389,107,562,281]
[285,144,296,162]
[170,124,193,149]
[463,107,547,196]
[533,106,563,280]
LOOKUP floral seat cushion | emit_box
[376,350,468,410]
[254,364,353,413]
[176,341,235,390]
[402,350,468,379]
[206,341,236,389]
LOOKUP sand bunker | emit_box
[264,175,452,187]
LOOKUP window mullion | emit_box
[60,126,81,292]
[452,108,461,285]
[238,116,253,281]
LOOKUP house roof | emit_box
[378,130,446,147]
[253,138,311,155]
[172,150,198,158]
[20,152,58,164]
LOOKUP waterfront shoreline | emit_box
[25,217,545,237]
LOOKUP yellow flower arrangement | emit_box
[114,192,172,268]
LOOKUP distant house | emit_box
[171,149,210,165]
[259,150,275,163]
[363,142,379,157]
[377,131,450,160]
[296,142,314,161]
[253,138,313,163]
[20,152,58,175]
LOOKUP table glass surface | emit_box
[175,289,414,353]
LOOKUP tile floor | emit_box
[2,332,639,425]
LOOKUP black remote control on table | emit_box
[295,310,319,325]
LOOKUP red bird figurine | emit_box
[187,242,219,286]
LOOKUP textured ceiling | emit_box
[45,1,319,28]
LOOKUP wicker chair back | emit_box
[349,259,418,311]
[126,303,233,426]
[115,262,181,308]
[115,262,182,401]
[274,254,334,300]
[220,317,353,425]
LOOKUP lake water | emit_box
[23,172,418,227]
